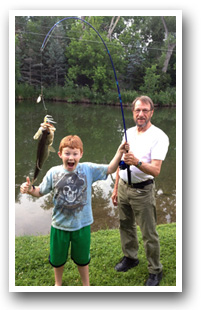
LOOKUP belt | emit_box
[121,178,154,189]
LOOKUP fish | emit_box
[32,115,56,183]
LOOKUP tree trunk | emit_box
[81,16,86,30]
[161,17,176,73]
[162,42,176,73]
[107,16,120,41]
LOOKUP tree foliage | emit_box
[15,15,176,100]
[65,16,126,93]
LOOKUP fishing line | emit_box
[40,16,128,142]
[37,51,47,112]
[40,17,131,184]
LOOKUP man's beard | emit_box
[135,116,151,128]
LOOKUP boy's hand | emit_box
[107,142,130,175]
[20,177,31,194]
[118,142,130,154]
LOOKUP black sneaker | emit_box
[115,256,139,272]
[145,271,163,286]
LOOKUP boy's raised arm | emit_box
[107,142,129,175]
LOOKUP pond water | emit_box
[15,101,176,236]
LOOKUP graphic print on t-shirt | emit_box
[53,171,87,214]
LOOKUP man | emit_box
[112,95,169,286]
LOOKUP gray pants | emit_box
[118,178,162,274]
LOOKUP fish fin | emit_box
[33,127,43,140]
[30,178,37,187]
[32,179,36,184]
[49,146,56,152]
[36,160,42,170]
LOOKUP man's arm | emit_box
[137,159,162,177]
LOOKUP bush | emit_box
[15,83,38,99]
[121,90,140,105]
[15,83,176,106]
[152,88,176,106]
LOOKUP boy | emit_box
[20,135,128,286]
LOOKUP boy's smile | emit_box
[58,147,83,171]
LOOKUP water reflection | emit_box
[15,101,176,236]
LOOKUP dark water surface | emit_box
[15,101,176,236]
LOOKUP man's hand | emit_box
[124,151,138,166]
[124,152,163,177]
[111,188,118,206]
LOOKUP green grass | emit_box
[15,223,176,286]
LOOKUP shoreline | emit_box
[15,97,176,108]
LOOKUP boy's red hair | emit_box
[59,135,83,153]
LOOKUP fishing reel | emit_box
[119,160,129,170]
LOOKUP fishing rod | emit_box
[40,16,131,184]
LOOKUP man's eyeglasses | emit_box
[134,109,152,114]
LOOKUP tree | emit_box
[15,35,21,83]
[107,16,120,41]
[65,16,127,93]
[118,16,148,89]
[15,15,176,97]
[15,16,69,87]
[124,16,176,89]
[41,20,68,87]
[140,64,160,95]
[161,17,176,73]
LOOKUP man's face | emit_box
[133,100,154,128]
[58,147,83,171]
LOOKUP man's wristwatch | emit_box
[136,160,142,168]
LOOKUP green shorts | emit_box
[49,225,91,268]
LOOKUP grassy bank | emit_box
[15,223,176,286]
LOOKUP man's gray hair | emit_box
[132,96,154,111]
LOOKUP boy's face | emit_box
[58,147,83,171]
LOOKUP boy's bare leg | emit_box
[54,265,64,286]
[77,265,90,286]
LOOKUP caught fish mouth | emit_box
[44,115,56,124]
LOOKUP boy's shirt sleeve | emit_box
[90,163,109,182]
[39,168,53,195]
